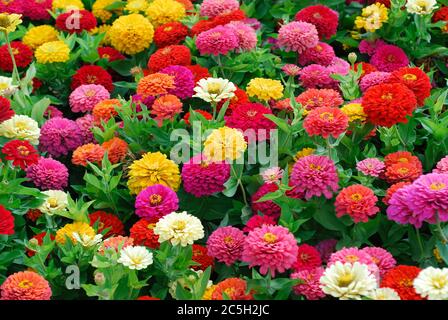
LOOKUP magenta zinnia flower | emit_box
[298,42,335,66]
[26,157,69,190]
[225,21,257,52]
[39,117,83,157]
[207,226,245,266]
[299,64,338,89]
[291,267,325,300]
[361,247,396,277]
[360,71,391,92]
[135,184,179,220]
[69,84,110,113]
[370,44,409,72]
[277,21,319,53]
[243,214,277,233]
[242,225,298,277]
[251,183,281,219]
[160,65,195,99]
[386,184,428,228]
[181,154,231,197]
[359,39,386,56]
[196,25,239,56]
[356,158,385,177]
[289,155,339,200]
[75,114,95,144]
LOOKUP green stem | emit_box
[231,165,248,207]
[211,102,217,121]
[436,215,448,243]
[415,227,425,258]
[4,33,19,85]
[216,55,226,79]
[394,125,406,149]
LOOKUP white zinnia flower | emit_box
[39,190,68,215]
[72,233,103,247]
[153,211,204,247]
[320,262,377,300]
[193,77,236,103]
[406,0,437,15]
[0,114,40,145]
[0,76,18,96]
[118,245,153,270]
[414,267,448,300]
[367,288,401,300]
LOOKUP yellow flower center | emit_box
[313,12,322,19]
[15,121,27,130]
[382,93,393,100]
[0,82,9,90]
[315,44,322,52]
[17,145,30,156]
[207,83,222,94]
[98,221,105,229]
[87,75,97,84]
[247,110,258,117]
[18,280,34,289]
[162,47,171,55]
[403,73,417,81]
[399,278,413,287]
[398,167,409,174]
[223,287,235,297]
[430,182,446,191]
[101,53,110,60]
[11,47,19,55]
[147,223,156,230]
[224,236,233,244]
[263,232,277,244]
[149,194,163,205]
[130,256,143,265]
[387,54,396,62]
[164,26,173,32]
[309,163,322,171]
[85,89,96,97]
[48,198,58,208]
[338,273,354,287]
[319,112,334,121]
[173,220,186,231]
[350,193,363,201]
[432,276,448,289]
[398,157,409,163]
[345,254,359,263]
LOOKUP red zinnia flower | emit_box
[56,10,97,34]
[71,65,114,92]
[362,83,417,127]
[381,265,424,300]
[354,62,377,79]
[185,64,210,84]
[98,47,125,62]
[183,109,213,125]
[26,232,55,257]
[147,45,191,73]
[384,162,422,184]
[1,140,39,170]
[295,5,339,39]
[210,9,246,26]
[26,209,42,222]
[0,205,14,235]
[211,278,254,300]
[335,184,379,223]
[387,67,431,106]
[217,87,250,113]
[293,244,322,272]
[89,211,125,238]
[0,96,14,122]
[433,7,448,32]
[303,106,349,139]
[129,218,160,249]
[192,244,214,271]
[384,151,422,168]
[154,22,189,48]
[0,41,33,72]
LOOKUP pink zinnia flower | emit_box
[303,106,349,139]
[69,84,110,113]
[26,157,69,190]
[207,226,245,265]
[361,247,396,277]
[39,117,83,157]
[225,102,276,141]
[356,158,385,177]
[335,185,379,223]
[281,64,302,77]
[359,39,386,56]
[225,21,257,52]
[1,271,52,300]
[360,71,391,92]
[261,167,283,184]
[370,44,409,72]
[251,183,281,219]
[243,215,277,233]
[293,244,322,272]
[277,21,319,53]
[160,65,195,99]
[387,184,429,228]
[196,25,239,56]
[44,106,63,119]
[291,267,325,300]
[200,0,240,19]
[75,114,95,144]
[298,42,335,66]
[181,154,231,197]
[327,57,350,76]
[434,156,448,174]
[296,88,343,111]
[299,64,338,89]
[315,239,337,263]
[289,155,339,200]
[408,173,448,223]
[242,225,299,276]
[328,247,377,274]
[135,184,179,220]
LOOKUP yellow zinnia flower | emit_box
[23,25,59,50]
[126,0,149,13]
[35,41,70,64]
[294,147,315,162]
[55,222,96,245]
[127,151,181,195]
[354,3,388,33]
[108,14,154,55]
[93,0,121,23]
[52,0,84,11]
[340,103,367,123]
[203,127,247,162]
[246,78,284,101]
[145,0,186,28]
[0,13,22,34]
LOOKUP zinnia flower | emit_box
[251,183,281,219]
[298,42,335,66]
[35,41,70,64]
[127,151,181,195]
[296,89,343,112]
[192,244,214,271]
[102,137,128,164]
[153,211,204,247]
[387,67,431,106]
[145,0,185,27]
[135,184,179,220]
[200,0,239,18]
[203,127,247,162]
[137,73,175,98]
[22,25,59,50]
[406,0,437,15]
[193,77,236,103]
[291,267,326,300]
[298,64,338,89]
[38,190,68,216]
[277,21,319,53]
[359,71,391,92]
[383,181,411,205]
[71,65,114,93]
[0,114,40,144]
[320,262,377,300]
[89,211,125,238]
[26,157,69,190]
[0,41,33,72]
[368,288,401,300]
[0,271,51,300]
[69,84,110,113]
[246,78,284,101]
[295,4,339,39]
[154,22,189,48]
[225,21,257,52]
[356,158,385,177]
[361,247,396,277]
[160,65,195,99]
[55,221,96,245]
[0,205,14,235]
[354,3,388,32]
[0,96,14,122]
[207,226,245,265]
[289,155,339,200]
[39,117,83,157]
[414,267,448,300]
[303,106,349,139]
[370,44,409,72]
[118,246,153,270]
[72,143,106,167]
[293,244,322,272]
[55,9,97,34]
[242,224,299,276]
[381,265,424,300]
[335,185,379,223]
[211,278,253,300]
[195,25,239,56]
[147,45,191,72]
[1,139,39,169]
[130,218,160,249]
[434,156,448,174]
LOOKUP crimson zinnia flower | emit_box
[0,96,14,122]
[0,205,14,235]
[71,65,114,92]
[0,41,33,72]
[89,211,125,238]
[1,140,39,170]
